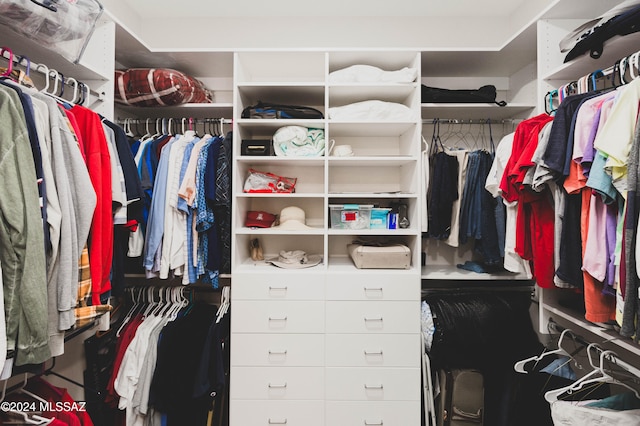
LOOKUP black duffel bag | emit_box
[421,85,507,106]
[241,101,324,119]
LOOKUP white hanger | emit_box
[65,77,79,104]
[544,345,640,402]
[543,342,602,402]
[630,51,640,80]
[216,286,230,324]
[3,375,54,425]
[33,63,49,93]
[514,329,575,374]
[3,411,53,425]
[116,288,141,337]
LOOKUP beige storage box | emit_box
[347,243,411,269]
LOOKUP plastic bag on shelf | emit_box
[0,0,104,64]
[243,168,297,193]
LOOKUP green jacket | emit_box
[0,85,50,366]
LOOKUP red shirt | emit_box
[70,105,113,304]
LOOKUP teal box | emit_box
[370,208,392,229]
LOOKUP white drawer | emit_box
[325,334,420,367]
[230,400,324,426]
[232,333,324,367]
[232,301,324,333]
[231,366,324,400]
[232,272,325,300]
[326,274,419,301]
[326,401,421,426]
[325,367,420,401]
[325,301,420,334]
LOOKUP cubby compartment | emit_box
[235,51,326,83]
[236,196,326,231]
[236,158,326,195]
[236,84,326,117]
[327,234,419,272]
[327,85,419,110]
[235,121,327,158]
[328,161,419,195]
[327,122,418,157]
[234,233,325,270]
[328,197,418,234]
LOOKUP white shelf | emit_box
[421,265,533,281]
[236,227,325,235]
[236,157,326,166]
[235,257,326,273]
[116,102,234,119]
[236,119,326,130]
[326,255,419,274]
[237,84,325,106]
[0,22,112,81]
[421,103,535,120]
[236,192,326,198]
[328,228,417,236]
[542,303,640,357]
[328,192,416,198]
[329,83,418,105]
[542,31,640,82]
[328,156,417,167]
[328,121,416,136]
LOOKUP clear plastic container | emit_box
[329,204,373,229]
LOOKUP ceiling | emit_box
[124,0,528,18]
[108,0,623,80]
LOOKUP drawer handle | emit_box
[268,349,288,355]
[364,349,383,356]
[268,419,288,424]
[364,286,383,292]
[269,286,288,291]
[364,421,383,425]
[268,316,288,321]
[364,317,383,322]
[364,384,384,390]
[268,382,288,389]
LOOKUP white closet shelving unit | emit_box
[419,30,538,283]
[229,50,422,426]
[537,18,640,359]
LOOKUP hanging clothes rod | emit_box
[118,117,232,124]
[0,46,105,102]
[423,118,522,124]
[546,48,640,111]
[117,117,232,135]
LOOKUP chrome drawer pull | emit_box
[268,382,288,388]
[364,384,384,390]
[268,349,288,355]
[268,316,288,321]
[364,286,383,292]
[364,349,384,356]
[269,286,288,291]
[364,317,383,322]
[268,419,288,424]
[364,421,383,425]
